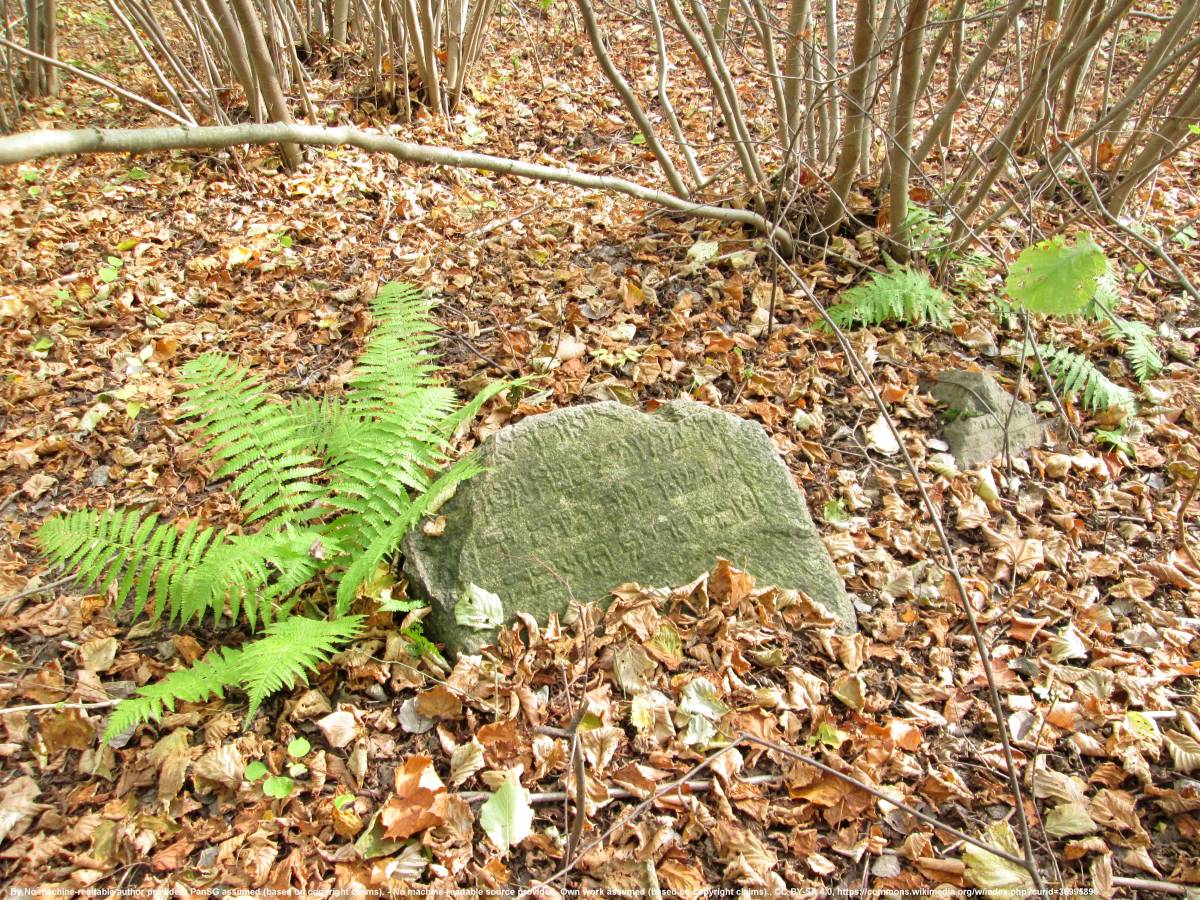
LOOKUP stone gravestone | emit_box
[929,370,1043,469]
[403,400,854,657]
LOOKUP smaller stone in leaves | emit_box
[455,583,504,630]
[1004,233,1107,316]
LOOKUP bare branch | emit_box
[0,124,794,251]
[0,34,192,126]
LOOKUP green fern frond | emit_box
[1037,343,1137,413]
[235,614,364,724]
[328,284,518,560]
[181,355,326,527]
[900,205,953,266]
[825,265,952,330]
[103,647,242,742]
[45,281,511,744]
[286,395,358,460]
[36,508,331,630]
[182,529,338,629]
[36,508,234,624]
[335,455,482,612]
[1103,317,1162,383]
[346,282,441,414]
[435,378,522,443]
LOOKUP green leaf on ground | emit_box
[1005,234,1107,316]
[479,772,533,854]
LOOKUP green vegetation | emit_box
[36,283,513,742]
[825,262,952,329]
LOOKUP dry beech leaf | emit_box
[866,415,900,456]
[1163,730,1200,773]
[192,743,244,792]
[956,496,991,530]
[415,685,463,720]
[658,858,710,898]
[380,755,447,840]
[449,738,485,787]
[1088,789,1140,832]
[1064,835,1109,861]
[316,709,359,749]
[609,762,667,798]
[0,776,42,845]
[1044,801,1099,838]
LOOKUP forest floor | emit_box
[2,2,1200,897]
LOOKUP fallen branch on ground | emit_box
[0,124,794,252]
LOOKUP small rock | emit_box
[928,370,1043,469]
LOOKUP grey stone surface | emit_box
[403,400,854,657]
[929,370,1043,469]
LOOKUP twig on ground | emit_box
[466,200,550,239]
[1112,877,1189,896]
[0,576,74,615]
[1176,462,1200,570]
[769,247,1046,891]
[458,773,783,806]
[443,328,518,377]
[1,699,121,715]
[738,734,1029,868]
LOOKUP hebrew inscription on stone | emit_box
[403,400,854,656]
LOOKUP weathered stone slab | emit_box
[403,400,854,657]
[929,370,1043,469]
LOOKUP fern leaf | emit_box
[328,283,517,560]
[181,354,326,528]
[1037,343,1137,413]
[825,265,951,329]
[335,455,482,611]
[37,509,239,624]
[102,647,242,743]
[346,282,441,414]
[235,615,364,724]
[286,395,358,459]
[435,377,524,443]
[1104,317,1162,383]
[1085,258,1123,320]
